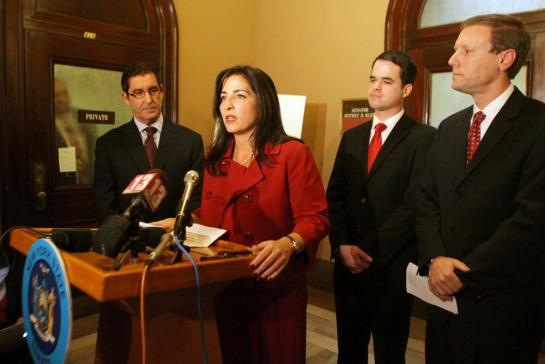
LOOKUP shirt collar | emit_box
[134,114,164,134]
[372,109,404,130]
[473,84,514,121]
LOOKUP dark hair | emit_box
[462,14,531,79]
[207,65,293,175]
[372,50,417,85]
[121,62,161,92]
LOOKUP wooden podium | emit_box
[9,227,253,363]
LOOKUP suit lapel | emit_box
[231,160,265,200]
[222,141,267,204]
[366,114,413,179]
[448,108,473,182]
[461,88,521,179]
[155,120,175,169]
[121,120,149,173]
[356,122,372,182]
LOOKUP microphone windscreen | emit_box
[138,227,167,248]
[92,215,132,257]
[50,229,94,252]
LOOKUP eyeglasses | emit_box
[127,86,162,99]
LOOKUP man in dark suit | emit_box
[416,14,545,364]
[327,51,435,364]
[94,62,204,225]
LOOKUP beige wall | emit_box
[174,0,256,145]
[174,1,390,259]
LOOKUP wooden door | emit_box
[1,0,178,229]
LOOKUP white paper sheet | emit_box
[58,146,77,172]
[184,223,227,247]
[138,222,226,248]
[406,262,458,314]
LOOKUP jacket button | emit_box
[243,232,254,244]
[360,197,367,204]
[241,192,253,203]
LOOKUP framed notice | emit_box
[341,98,373,132]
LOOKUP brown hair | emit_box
[462,14,531,79]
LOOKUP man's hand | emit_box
[428,256,470,301]
[338,245,373,274]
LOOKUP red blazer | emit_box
[197,140,330,264]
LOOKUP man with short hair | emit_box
[416,14,545,364]
[94,62,204,224]
[327,50,435,364]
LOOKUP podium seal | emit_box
[22,238,72,363]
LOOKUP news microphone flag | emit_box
[122,170,167,212]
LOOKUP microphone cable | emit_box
[174,237,208,364]
[137,236,207,364]
[139,263,151,364]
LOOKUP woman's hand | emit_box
[250,237,294,281]
[148,217,176,233]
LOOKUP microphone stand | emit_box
[113,213,146,270]
[171,213,193,263]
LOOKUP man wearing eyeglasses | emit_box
[93,62,205,225]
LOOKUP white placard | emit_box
[278,94,306,138]
[58,146,77,172]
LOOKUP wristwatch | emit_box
[286,234,302,254]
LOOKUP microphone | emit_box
[145,233,173,266]
[92,215,132,257]
[173,170,199,240]
[121,169,168,220]
[48,228,95,252]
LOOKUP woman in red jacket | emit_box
[197,65,330,364]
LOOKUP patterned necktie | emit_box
[367,123,387,173]
[465,111,486,166]
[144,126,157,168]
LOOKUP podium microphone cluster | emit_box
[145,170,199,266]
[93,169,168,258]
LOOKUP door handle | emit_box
[34,161,47,211]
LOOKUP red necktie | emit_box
[367,123,387,173]
[144,126,157,168]
[466,111,486,166]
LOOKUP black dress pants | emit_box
[334,267,412,364]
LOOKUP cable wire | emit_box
[140,263,150,364]
[174,238,208,364]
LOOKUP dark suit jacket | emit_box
[327,113,435,296]
[93,119,205,222]
[417,88,545,327]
